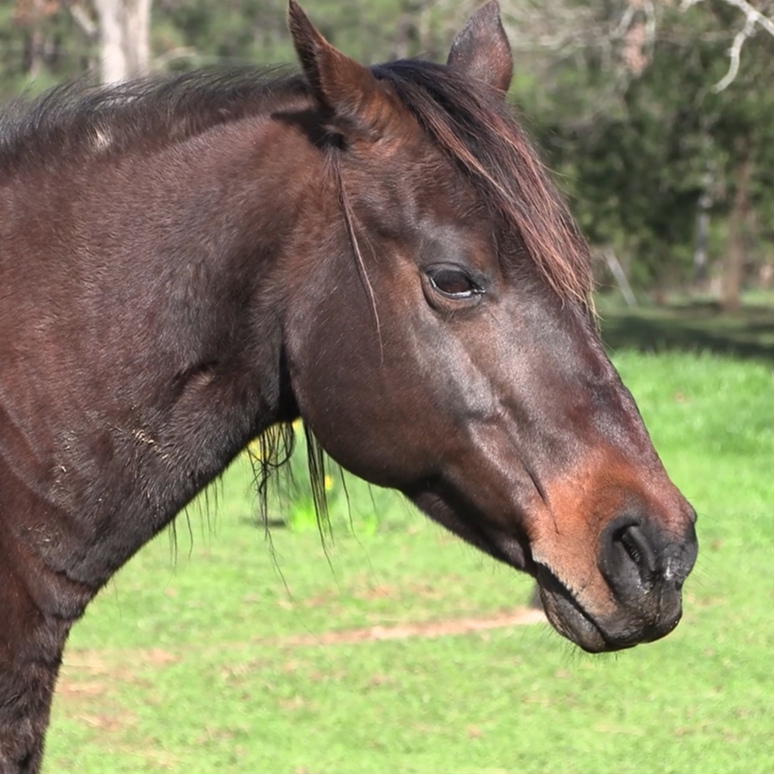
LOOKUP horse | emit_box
[0,1,698,770]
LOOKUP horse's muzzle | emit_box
[537,517,698,653]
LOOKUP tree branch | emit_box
[66,2,98,40]
[680,0,774,91]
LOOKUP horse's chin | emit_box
[536,578,612,653]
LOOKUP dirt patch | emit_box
[274,606,546,646]
[64,606,546,675]
[63,647,180,680]
[55,676,141,737]
[56,680,109,699]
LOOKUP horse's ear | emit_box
[447,1,513,95]
[288,0,394,141]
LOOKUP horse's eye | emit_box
[427,267,481,299]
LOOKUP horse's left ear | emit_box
[447,1,513,95]
[288,0,396,141]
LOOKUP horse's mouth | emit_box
[486,534,612,652]
[534,565,682,653]
[473,529,620,653]
[536,569,613,652]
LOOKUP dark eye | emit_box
[426,267,482,299]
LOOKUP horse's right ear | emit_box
[287,0,395,141]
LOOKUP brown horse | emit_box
[0,1,697,770]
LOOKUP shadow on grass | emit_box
[599,300,774,362]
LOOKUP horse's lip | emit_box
[535,565,637,653]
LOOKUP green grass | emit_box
[43,310,773,774]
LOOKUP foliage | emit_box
[0,0,772,297]
[517,0,774,291]
[0,0,92,97]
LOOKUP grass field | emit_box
[43,301,773,774]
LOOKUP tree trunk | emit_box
[94,0,151,85]
[721,148,752,313]
[693,187,713,290]
[15,0,47,78]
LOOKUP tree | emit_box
[435,0,773,304]
[92,0,151,83]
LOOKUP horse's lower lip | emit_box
[538,584,616,653]
[552,598,631,652]
[535,566,649,653]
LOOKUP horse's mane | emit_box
[0,68,305,174]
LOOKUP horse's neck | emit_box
[0,113,326,588]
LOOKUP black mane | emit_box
[0,68,305,175]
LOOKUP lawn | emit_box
[44,300,773,774]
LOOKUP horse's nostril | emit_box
[599,517,659,598]
[618,524,657,583]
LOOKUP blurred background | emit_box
[1,0,773,309]
[2,1,771,772]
